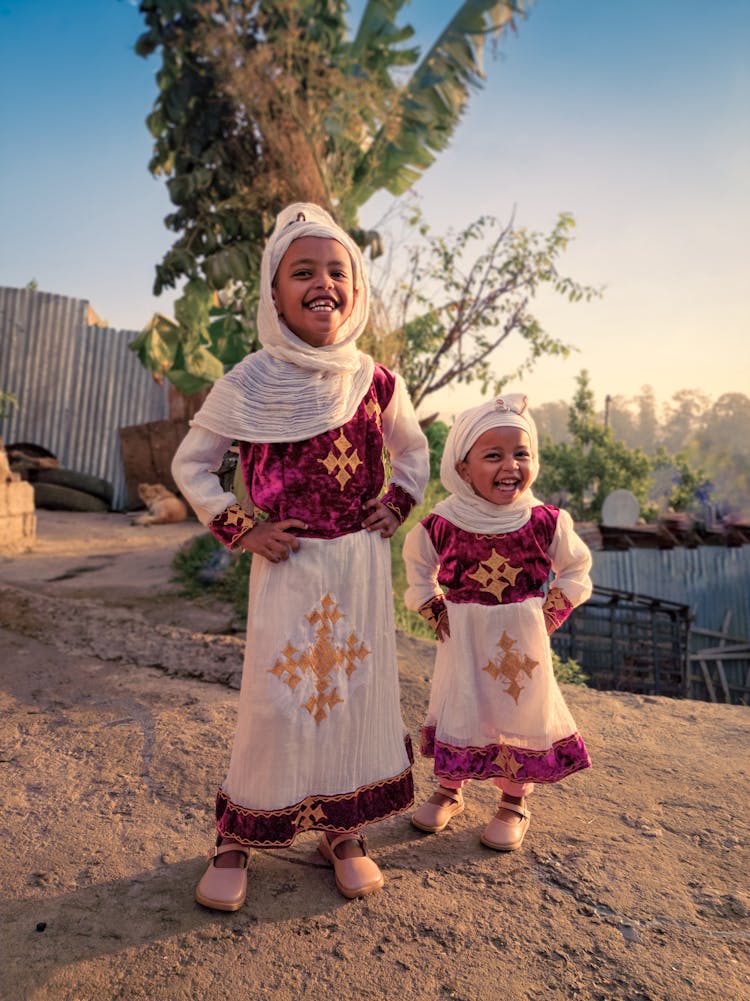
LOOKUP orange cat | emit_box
[132,483,188,525]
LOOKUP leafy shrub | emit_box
[551,650,588,686]
[171,532,251,619]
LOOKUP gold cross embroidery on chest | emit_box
[364,396,382,429]
[467,549,522,601]
[482,630,539,703]
[318,430,363,490]
[268,593,371,723]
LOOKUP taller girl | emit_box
[172,203,429,907]
[403,394,592,852]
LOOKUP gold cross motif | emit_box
[482,630,539,703]
[492,743,523,779]
[293,797,327,831]
[365,397,382,429]
[268,592,371,724]
[318,430,363,490]
[467,550,523,601]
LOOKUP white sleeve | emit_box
[381,374,430,505]
[548,507,593,607]
[171,425,237,526]
[402,522,443,611]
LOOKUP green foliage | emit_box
[536,371,654,522]
[390,478,448,639]
[171,531,251,618]
[653,448,711,514]
[369,209,600,408]
[424,420,450,480]
[551,649,588,686]
[133,0,529,393]
[0,391,18,420]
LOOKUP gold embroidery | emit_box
[223,503,254,530]
[365,397,382,429]
[482,630,539,703]
[492,744,523,779]
[418,596,447,633]
[544,588,570,613]
[467,550,522,601]
[268,593,370,724]
[318,430,363,490]
[293,797,327,831]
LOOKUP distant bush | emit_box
[551,650,588,686]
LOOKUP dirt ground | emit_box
[1,511,748,1001]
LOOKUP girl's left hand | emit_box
[362,498,400,539]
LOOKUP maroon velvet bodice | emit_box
[238,364,397,539]
[423,506,561,606]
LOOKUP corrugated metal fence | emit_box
[0,286,168,510]
[591,546,750,637]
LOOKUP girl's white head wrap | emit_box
[258,202,371,368]
[433,393,542,534]
[191,202,374,443]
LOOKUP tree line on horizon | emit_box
[503,374,748,522]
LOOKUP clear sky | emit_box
[1,0,748,420]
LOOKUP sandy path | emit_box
[0,512,748,1001]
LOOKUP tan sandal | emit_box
[480,800,531,852]
[411,786,465,833]
[195,842,250,911]
[317,833,384,899]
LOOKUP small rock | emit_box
[620,924,642,943]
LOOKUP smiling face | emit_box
[456,425,534,505]
[271,235,357,347]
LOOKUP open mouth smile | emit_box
[305,296,339,312]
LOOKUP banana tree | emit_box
[131,0,529,393]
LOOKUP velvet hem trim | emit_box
[419,726,591,784]
[215,736,415,848]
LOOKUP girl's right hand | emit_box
[238,519,308,563]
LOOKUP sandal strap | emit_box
[436,786,463,804]
[207,842,251,861]
[497,801,530,820]
[327,832,367,855]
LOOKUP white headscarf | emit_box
[432,393,543,534]
[191,202,374,442]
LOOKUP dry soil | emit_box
[0,511,748,1001]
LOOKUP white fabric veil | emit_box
[432,394,543,534]
[191,202,375,443]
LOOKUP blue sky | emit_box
[1,0,748,419]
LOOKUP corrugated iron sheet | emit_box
[0,286,168,510]
[591,546,750,638]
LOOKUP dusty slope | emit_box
[0,512,748,1001]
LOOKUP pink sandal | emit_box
[480,800,531,852]
[411,786,465,833]
[317,833,384,899]
[195,843,250,911]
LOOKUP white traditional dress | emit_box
[172,203,429,847]
[403,395,592,789]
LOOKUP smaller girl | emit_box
[403,394,592,851]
